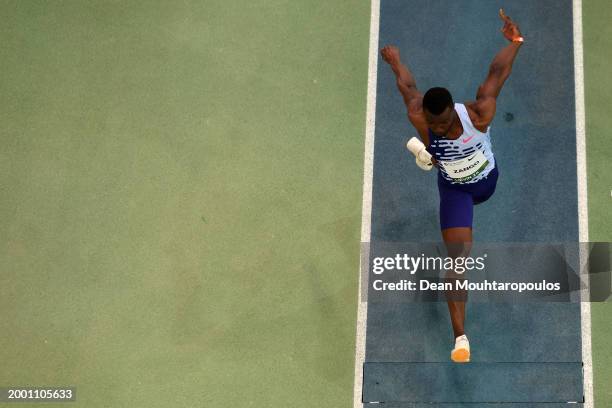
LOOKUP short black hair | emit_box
[423,87,453,115]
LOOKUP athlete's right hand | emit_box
[381,45,401,65]
[499,9,523,42]
[407,137,434,171]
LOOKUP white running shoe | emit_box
[451,334,470,363]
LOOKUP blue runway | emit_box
[363,0,583,405]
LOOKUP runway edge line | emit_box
[353,0,380,407]
[573,0,593,406]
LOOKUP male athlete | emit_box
[380,9,523,362]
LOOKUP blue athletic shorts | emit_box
[437,166,499,230]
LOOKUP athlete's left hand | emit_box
[499,9,523,42]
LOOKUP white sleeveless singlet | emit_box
[427,103,495,184]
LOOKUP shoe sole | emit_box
[451,348,470,363]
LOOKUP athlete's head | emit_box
[423,87,454,136]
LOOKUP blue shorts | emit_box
[438,166,499,230]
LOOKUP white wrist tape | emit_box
[406,137,433,171]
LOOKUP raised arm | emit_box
[381,45,423,114]
[380,45,428,141]
[473,9,524,126]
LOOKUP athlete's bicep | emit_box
[398,81,423,111]
[476,64,505,100]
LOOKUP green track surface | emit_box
[584,1,612,407]
[0,1,369,407]
[1,1,610,407]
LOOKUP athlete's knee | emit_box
[442,227,472,244]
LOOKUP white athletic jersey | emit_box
[426,103,495,184]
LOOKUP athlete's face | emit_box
[425,106,454,136]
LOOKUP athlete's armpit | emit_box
[468,97,497,130]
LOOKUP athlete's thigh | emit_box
[438,182,475,231]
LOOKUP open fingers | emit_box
[499,8,512,23]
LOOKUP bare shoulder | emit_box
[464,99,495,132]
[407,96,425,122]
